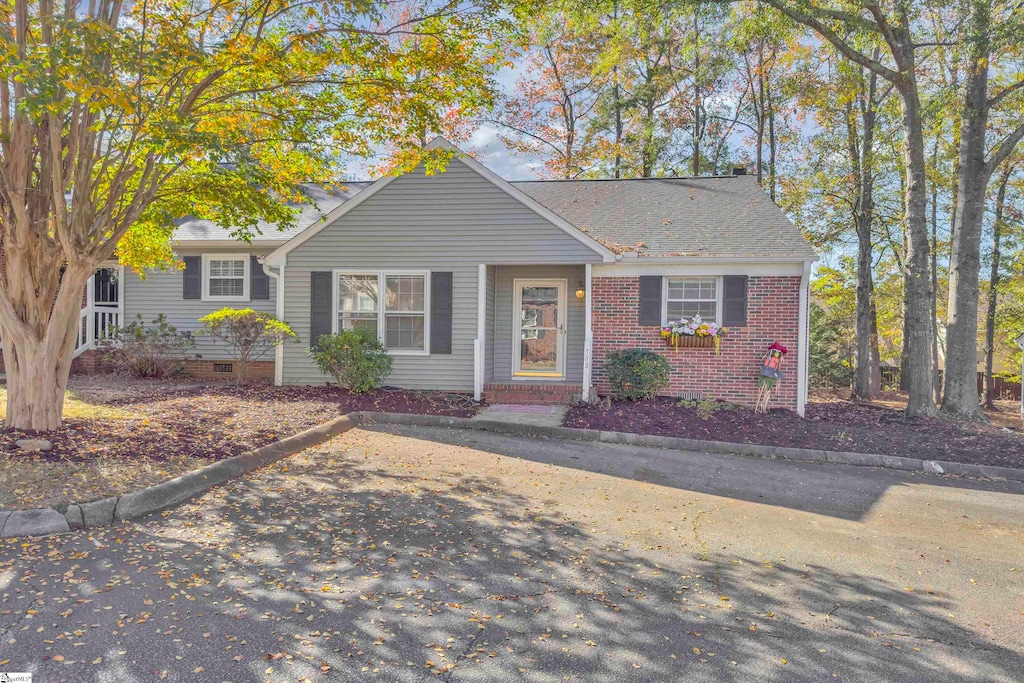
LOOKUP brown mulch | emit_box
[563,397,1024,470]
[0,376,476,510]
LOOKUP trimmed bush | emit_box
[308,329,393,393]
[199,308,297,381]
[100,314,197,378]
[605,348,671,400]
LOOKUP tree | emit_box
[940,0,1024,419]
[983,159,1022,407]
[198,308,297,382]
[749,0,939,416]
[493,14,607,178]
[0,0,503,430]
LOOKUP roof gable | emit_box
[267,138,615,266]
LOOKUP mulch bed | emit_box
[2,377,477,464]
[0,377,476,510]
[563,397,1024,469]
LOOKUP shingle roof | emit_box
[172,182,372,243]
[511,175,816,259]
[173,172,815,261]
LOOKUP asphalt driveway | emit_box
[1,424,1023,682]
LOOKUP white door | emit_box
[513,279,566,378]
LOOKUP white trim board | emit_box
[593,261,809,277]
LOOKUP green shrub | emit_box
[604,348,671,400]
[678,396,729,420]
[308,329,393,393]
[199,308,297,381]
[100,314,197,378]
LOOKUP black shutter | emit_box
[309,271,333,349]
[182,256,201,299]
[638,276,663,326]
[722,275,748,327]
[251,256,270,300]
[430,272,453,354]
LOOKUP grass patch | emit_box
[0,387,133,422]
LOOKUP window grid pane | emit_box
[207,258,246,299]
[666,278,718,323]
[338,274,379,313]
[385,314,424,350]
[209,278,244,297]
[339,313,378,334]
[209,259,245,278]
[385,276,425,312]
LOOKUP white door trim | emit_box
[512,278,567,379]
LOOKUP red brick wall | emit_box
[181,359,275,381]
[591,276,801,411]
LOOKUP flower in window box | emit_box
[661,314,727,353]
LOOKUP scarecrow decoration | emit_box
[755,341,788,413]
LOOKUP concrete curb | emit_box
[361,412,1024,483]
[1,413,361,539]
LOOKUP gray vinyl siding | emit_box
[281,161,603,390]
[122,247,278,361]
[491,265,586,383]
[484,266,496,381]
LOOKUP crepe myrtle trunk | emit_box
[0,256,95,432]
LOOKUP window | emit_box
[384,275,425,350]
[338,274,379,333]
[666,277,719,323]
[335,271,429,353]
[203,254,249,301]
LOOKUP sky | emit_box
[347,64,549,182]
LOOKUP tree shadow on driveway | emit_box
[365,423,1024,522]
[1,434,1021,682]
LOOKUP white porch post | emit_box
[273,264,285,386]
[583,263,593,401]
[796,261,812,416]
[85,273,95,349]
[474,264,487,402]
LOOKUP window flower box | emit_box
[661,315,727,354]
[663,334,715,349]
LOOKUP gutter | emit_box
[257,256,286,386]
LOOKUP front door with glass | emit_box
[513,279,566,378]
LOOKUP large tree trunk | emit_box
[941,0,990,420]
[852,65,880,400]
[0,259,94,431]
[898,81,937,416]
[983,170,1011,408]
[931,173,942,404]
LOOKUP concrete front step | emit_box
[483,382,582,405]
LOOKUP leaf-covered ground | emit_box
[1,427,1021,681]
[563,397,1024,468]
[0,377,476,510]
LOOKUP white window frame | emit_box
[662,276,722,325]
[202,253,250,302]
[332,269,430,356]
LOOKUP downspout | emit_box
[259,257,285,386]
[796,260,812,416]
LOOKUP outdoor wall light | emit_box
[575,282,586,299]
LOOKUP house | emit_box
[59,138,818,413]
